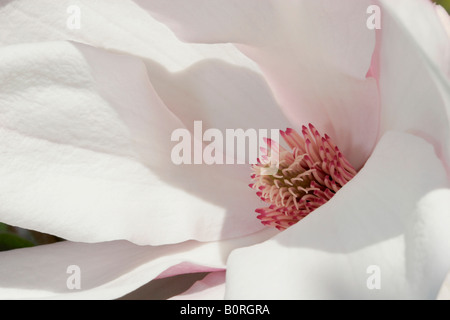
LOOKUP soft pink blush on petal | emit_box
[156,262,224,279]
[0,228,276,299]
[170,271,226,300]
[137,0,380,170]
[366,27,381,82]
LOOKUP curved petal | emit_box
[119,273,208,300]
[170,271,226,300]
[0,0,252,72]
[376,0,450,172]
[379,0,450,78]
[0,228,275,299]
[137,0,380,169]
[226,132,449,299]
[0,0,290,134]
[405,188,450,299]
[0,41,269,244]
[0,0,292,206]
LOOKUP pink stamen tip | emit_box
[250,123,357,231]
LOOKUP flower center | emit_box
[250,124,357,230]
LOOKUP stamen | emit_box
[250,124,357,230]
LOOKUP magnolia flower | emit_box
[0,0,449,300]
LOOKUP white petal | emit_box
[379,0,450,78]
[0,0,253,72]
[226,132,449,299]
[0,228,276,299]
[135,0,373,77]
[0,0,292,215]
[137,0,380,169]
[0,0,293,236]
[377,0,450,171]
[170,271,226,300]
[0,0,290,133]
[405,189,450,298]
[0,41,267,244]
